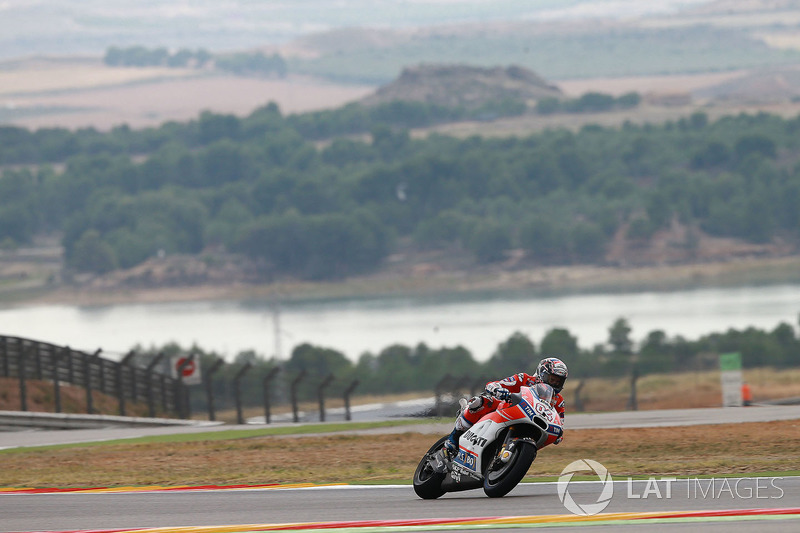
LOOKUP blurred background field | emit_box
[3,366,797,423]
[3,0,800,435]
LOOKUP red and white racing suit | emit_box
[454,372,566,441]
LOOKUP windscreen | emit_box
[533,382,554,404]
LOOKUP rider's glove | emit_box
[494,388,510,401]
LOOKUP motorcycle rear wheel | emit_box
[413,436,448,499]
[482,441,537,498]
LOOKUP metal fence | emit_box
[0,335,182,417]
[0,335,365,423]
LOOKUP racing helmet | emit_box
[536,357,568,393]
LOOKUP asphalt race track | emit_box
[2,479,800,532]
[3,405,800,532]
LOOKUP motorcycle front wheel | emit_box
[482,440,537,498]
[413,436,448,499]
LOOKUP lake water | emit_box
[1,284,799,363]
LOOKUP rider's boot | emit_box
[444,395,489,458]
[444,408,475,458]
[443,428,463,457]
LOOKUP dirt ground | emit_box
[4,56,800,133]
[2,419,798,488]
[3,71,375,131]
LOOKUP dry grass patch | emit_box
[0,59,198,97]
[547,420,800,478]
[563,367,800,413]
[0,432,429,487]
[2,420,799,488]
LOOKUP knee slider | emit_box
[454,415,472,432]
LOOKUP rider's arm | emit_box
[553,394,566,444]
[553,394,566,419]
[485,373,527,397]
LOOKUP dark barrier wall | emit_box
[0,335,181,417]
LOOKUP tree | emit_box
[467,221,510,264]
[568,220,606,263]
[371,125,410,159]
[302,211,389,279]
[322,138,374,167]
[167,48,194,67]
[645,190,671,229]
[198,112,241,145]
[770,322,798,367]
[639,330,673,373]
[205,198,254,247]
[5,95,800,285]
[691,141,730,169]
[688,111,709,129]
[540,328,579,359]
[535,97,561,115]
[485,332,536,377]
[372,344,417,393]
[413,210,472,249]
[608,318,634,356]
[417,345,480,389]
[199,140,248,185]
[285,343,353,401]
[734,134,776,161]
[616,92,641,109]
[234,209,390,280]
[626,214,657,241]
[520,214,567,264]
[568,92,616,113]
[195,49,212,67]
[106,228,153,269]
[70,230,118,273]
[235,211,310,273]
[0,205,35,244]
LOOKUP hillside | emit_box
[695,64,800,102]
[3,0,800,131]
[359,64,562,110]
[3,3,800,308]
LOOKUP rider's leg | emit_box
[444,412,472,455]
[444,394,498,455]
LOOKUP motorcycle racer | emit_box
[443,357,568,456]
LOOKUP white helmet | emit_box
[536,357,568,393]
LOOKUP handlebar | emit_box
[506,392,523,406]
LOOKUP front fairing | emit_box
[453,387,563,476]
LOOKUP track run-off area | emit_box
[3,405,800,532]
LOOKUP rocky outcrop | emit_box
[360,64,562,109]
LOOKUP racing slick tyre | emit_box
[482,440,537,498]
[413,436,448,499]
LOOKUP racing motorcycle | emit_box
[413,382,563,499]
